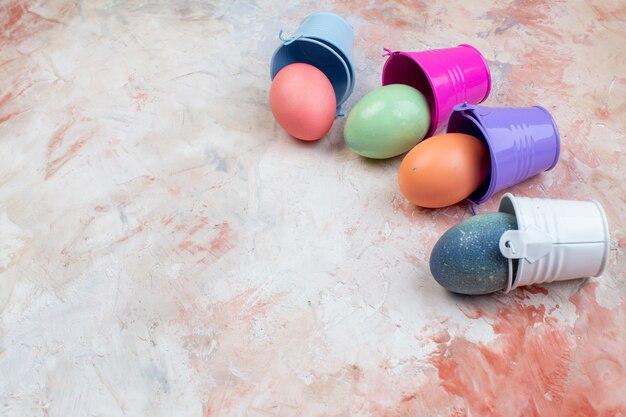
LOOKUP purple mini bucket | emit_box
[447,103,560,204]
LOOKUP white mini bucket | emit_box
[498,193,610,292]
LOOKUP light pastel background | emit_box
[1,1,625,416]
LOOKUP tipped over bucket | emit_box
[447,103,560,204]
[498,193,610,292]
[382,44,491,137]
[270,12,355,108]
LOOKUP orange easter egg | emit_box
[270,63,336,141]
[398,133,490,208]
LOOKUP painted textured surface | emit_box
[0,0,624,416]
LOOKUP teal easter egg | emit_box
[429,213,518,295]
[343,84,430,159]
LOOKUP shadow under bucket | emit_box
[498,193,610,292]
[382,44,491,137]
[270,12,355,108]
[447,103,561,204]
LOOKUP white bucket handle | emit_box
[499,227,553,263]
[500,227,553,293]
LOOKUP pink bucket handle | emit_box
[382,48,397,57]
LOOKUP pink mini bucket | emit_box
[382,44,491,137]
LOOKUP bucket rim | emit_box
[302,35,355,98]
[451,104,497,204]
[270,37,352,106]
[498,193,520,291]
[382,51,440,136]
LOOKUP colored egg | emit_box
[429,212,518,295]
[343,84,430,159]
[398,133,490,208]
[270,63,336,141]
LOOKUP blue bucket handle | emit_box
[278,30,303,45]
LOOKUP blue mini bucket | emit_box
[270,12,355,109]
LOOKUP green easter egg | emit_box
[343,84,430,159]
